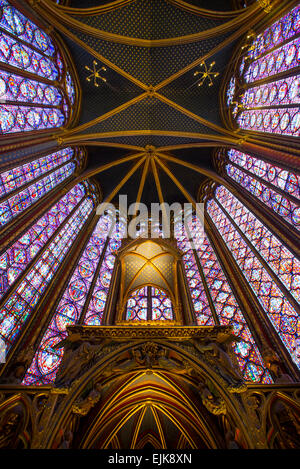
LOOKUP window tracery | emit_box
[0,182,86,301]
[0,0,297,395]
[224,149,300,230]
[0,148,80,228]
[126,286,174,322]
[226,4,300,137]
[23,212,126,385]
[0,0,77,135]
[175,216,272,384]
[207,186,300,369]
[0,186,94,354]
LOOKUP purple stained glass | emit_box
[151,287,173,320]
[226,164,300,229]
[0,147,74,197]
[0,104,65,134]
[126,286,174,322]
[0,70,63,105]
[0,183,85,300]
[83,219,126,326]
[0,0,56,57]
[233,5,300,140]
[126,286,148,321]
[0,1,76,133]
[227,77,236,106]
[0,197,93,351]
[184,216,272,383]
[0,31,59,80]
[214,186,300,304]
[66,72,75,105]
[244,37,300,84]
[175,222,214,326]
[207,188,300,369]
[242,75,300,109]
[23,213,113,385]
[227,150,300,200]
[237,107,300,136]
[0,162,76,228]
[248,5,300,60]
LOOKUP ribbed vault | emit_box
[17,0,292,206]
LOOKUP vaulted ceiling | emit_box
[26,0,286,206]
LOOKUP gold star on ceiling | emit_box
[85,60,107,88]
[193,61,219,88]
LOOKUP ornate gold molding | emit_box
[115,320,180,327]
[153,5,268,91]
[63,93,148,137]
[66,324,232,340]
[62,131,238,145]
[50,0,135,16]
[32,0,262,47]
[68,141,145,152]
[154,93,237,138]
[166,0,256,18]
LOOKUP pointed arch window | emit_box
[0,0,77,134]
[175,217,272,384]
[226,4,300,137]
[0,182,86,300]
[126,286,174,321]
[83,219,126,326]
[0,147,79,228]
[223,149,300,230]
[23,212,126,385]
[207,185,300,370]
[0,182,94,354]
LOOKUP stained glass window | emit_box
[0,183,85,301]
[23,212,113,385]
[23,212,126,385]
[83,218,126,326]
[226,149,300,199]
[225,149,300,230]
[175,224,214,327]
[0,147,75,197]
[207,186,300,369]
[227,4,300,137]
[0,161,76,228]
[126,286,174,321]
[0,0,76,134]
[0,195,94,353]
[226,77,236,106]
[126,286,148,321]
[175,216,272,383]
[248,5,300,60]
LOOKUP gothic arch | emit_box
[34,333,255,449]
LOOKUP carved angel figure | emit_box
[72,383,103,416]
[55,341,98,387]
[197,381,227,415]
[193,339,246,393]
